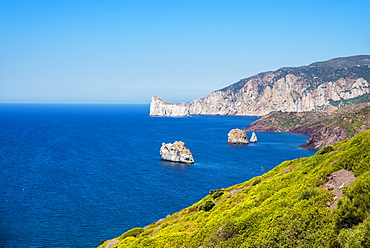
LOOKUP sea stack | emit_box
[250,132,258,143]
[150,96,190,117]
[160,141,194,164]
[227,129,249,144]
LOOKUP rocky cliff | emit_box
[150,55,370,116]
[150,96,190,117]
[245,102,370,149]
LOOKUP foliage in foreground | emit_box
[99,130,370,248]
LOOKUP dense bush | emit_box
[299,188,319,200]
[251,178,262,186]
[315,145,334,155]
[198,200,215,212]
[118,227,144,240]
[337,216,370,248]
[209,189,224,199]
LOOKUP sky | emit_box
[1,0,370,104]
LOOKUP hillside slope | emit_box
[99,130,370,248]
[150,55,370,117]
[245,102,370,149]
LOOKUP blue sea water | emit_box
[0,104,316,247]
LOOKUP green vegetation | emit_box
[329,93,370,108]
[99,130,370,248]
[316,145,334,155]
[335,106,370,136]
[198,200,216,212]
[117,228,145,241]
[209,189,224,199]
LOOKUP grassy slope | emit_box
[100,130,370,248]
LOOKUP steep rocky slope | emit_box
[150,55,370,116]
[245,102,370,149]
[99,130,370,248]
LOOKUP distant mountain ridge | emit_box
[150,55,370,116]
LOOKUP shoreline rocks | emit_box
[228,129,249,144]
[160,141,194,164]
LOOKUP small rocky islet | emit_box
[160,130,258,163]
[159,141,194,164]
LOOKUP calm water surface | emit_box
[0,104,316,247]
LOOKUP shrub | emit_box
[317,145,335,155]
[338,216,370,248]
[299,188,318,200]
[118,227,144,241]
[209,189,224,199]
[204,222,240,247]
[252,178,261,186]
[316,145,334,155]
[198,201,215,212]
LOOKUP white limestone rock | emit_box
[150,96,190,117]
[227,129,248,144]
[160,141,194,164]
[250,132,257,143]
[149,56,370,117]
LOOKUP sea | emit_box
[0,104,316,247]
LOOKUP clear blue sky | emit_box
[1,0,369,103]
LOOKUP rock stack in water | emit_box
[160,141,194,164]
[250,132,258,143]
[227,129,249,144]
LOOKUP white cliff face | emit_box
[150,74,370,117]
[150,96,190,117]
[192,75,369,116]
[227,129,248,144]
[160,141,194,164]
[149,56,370,117]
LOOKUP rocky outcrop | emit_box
[150,55,370,117]
[160,141,194,164]
[320,169,356,210]
[245,102,370,149]
[227,129,248,144]
[150,96,190,117]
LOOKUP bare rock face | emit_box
[160,141,194,164]
[150,96,190,117]
[149,55,370,117]
[228,129,248,144]
[250,132,257,143]
[320,169,356,210]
